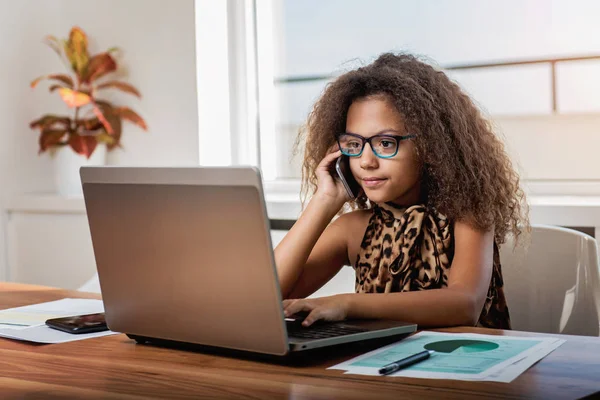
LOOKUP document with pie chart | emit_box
[329,331,565,382]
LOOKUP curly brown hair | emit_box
[296,53,528,244]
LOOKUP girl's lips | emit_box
[362,177,387,188]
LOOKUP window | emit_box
[198,0,600,206]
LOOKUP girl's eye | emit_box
[348,141,361,148]
[380,140,393,148]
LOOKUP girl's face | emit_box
[345,95,422,206]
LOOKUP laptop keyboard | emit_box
[286,320,367,340]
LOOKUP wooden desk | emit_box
[1,283,599,399]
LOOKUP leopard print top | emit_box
[353,202,511,329]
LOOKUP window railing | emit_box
[274,55,600,113]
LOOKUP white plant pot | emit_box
[54,145,107,197]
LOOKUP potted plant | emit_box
[29,26,147,196]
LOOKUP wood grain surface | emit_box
[1,282,599,399]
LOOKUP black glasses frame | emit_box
[336,132,416,158]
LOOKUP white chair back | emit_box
[500,225,600,336]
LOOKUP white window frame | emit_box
[197,0,276,171]
[195,0,262,168]
[196,0,302,219]
[195,0,232,166]
[226,0,261,167]
[230,0,288,182]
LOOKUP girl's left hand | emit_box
[283,295,350,327]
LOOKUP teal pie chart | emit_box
[424,339,499,353]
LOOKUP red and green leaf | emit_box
[95,131,117,147]
[48,85,64,93]
[96,81,141,97]
[93,101,124,148]
[92,102,114,134]
[30,115,71,130]
[69,27,88,57]
[64,26,89,76]
[68,133,97,159]
[30,74,74,89]
[74,116,118,148]
[105,115,123,150]
[58,88,91,108]
[48,84,65,93]
[114,107,147,130]
[77,117,103,131]
[83,53,117,83]
[44,35,63,58]
[39,129,67,153]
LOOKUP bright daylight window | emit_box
[197,0,600,208]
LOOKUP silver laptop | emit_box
[80,166,416,356]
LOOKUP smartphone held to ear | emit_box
[45,312,108,334]
[333,156,362,199]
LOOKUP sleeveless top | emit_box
[353,202,511,329]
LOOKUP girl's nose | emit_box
[359,143,379,169]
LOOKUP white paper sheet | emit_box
[330,331,565,382]
[480,338,565,382]
[0,298,105,327]
[0,324,30,330]
[0,298,118,344]
[0,324,118,344]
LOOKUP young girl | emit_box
[274,53,528,330]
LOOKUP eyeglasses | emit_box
[336,132,416,159]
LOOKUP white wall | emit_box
[270,230,355,298]
[0,0,199,280]
[497,114,600,182]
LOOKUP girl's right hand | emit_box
[314,146,350,210]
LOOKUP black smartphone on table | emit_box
[45,312,108,334]
[334,155,362,199]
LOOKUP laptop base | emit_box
[126,332,412,365]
